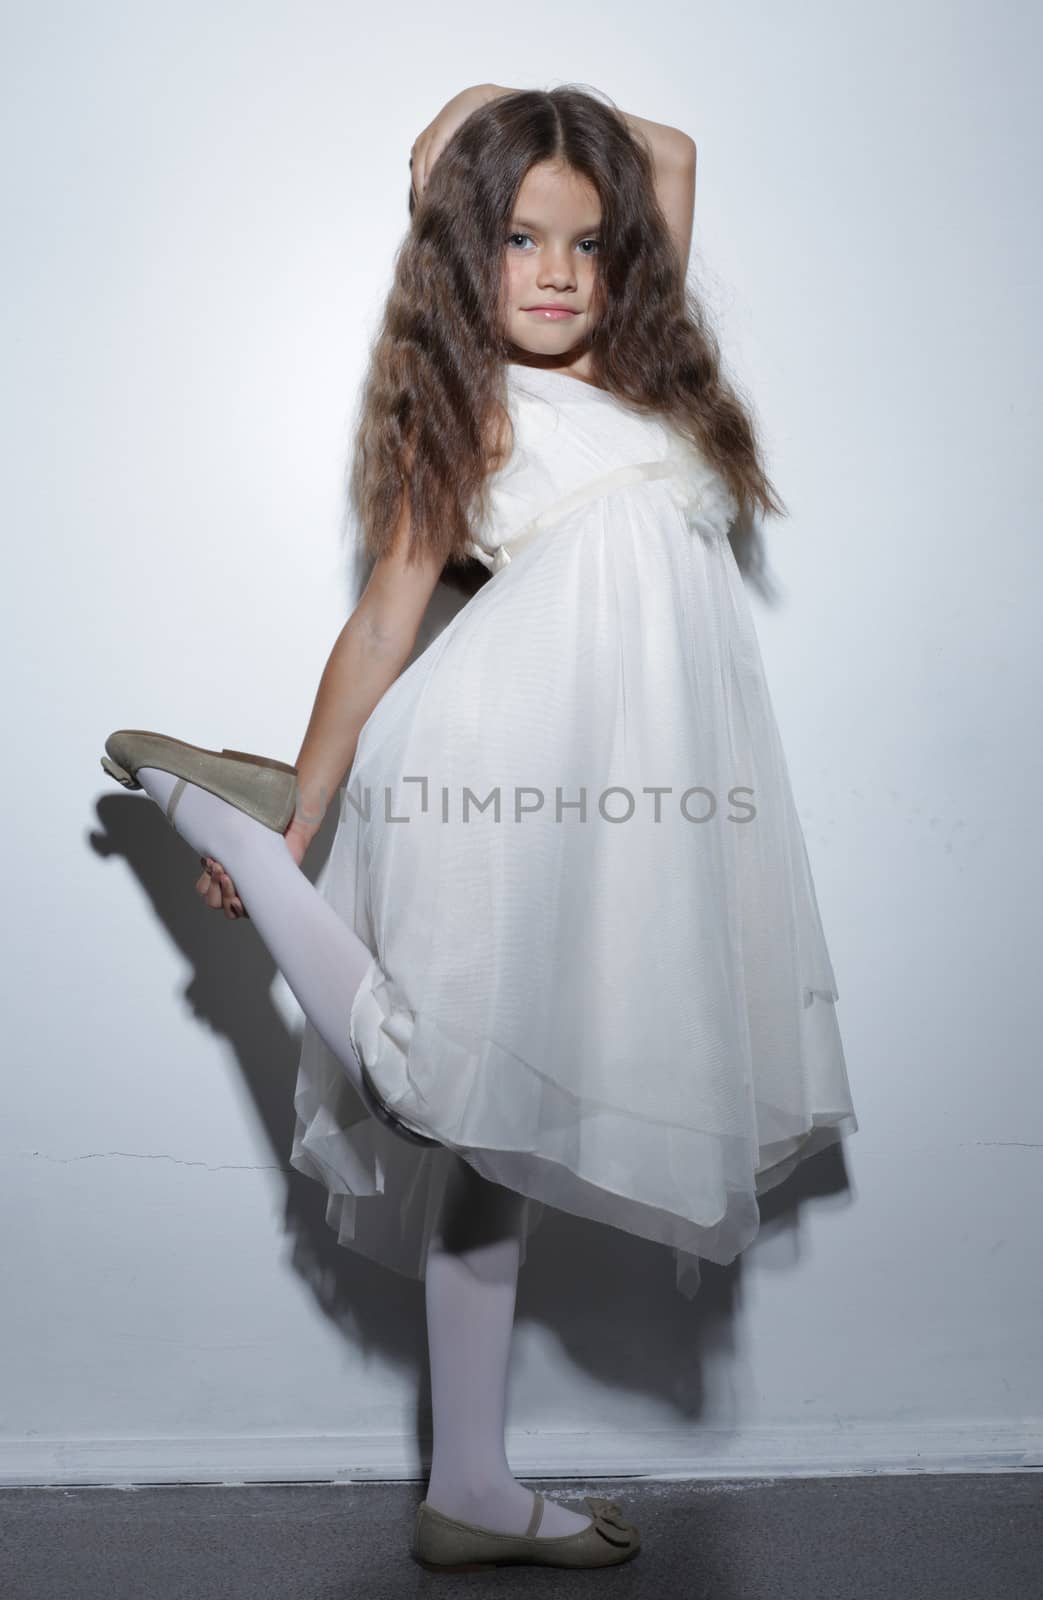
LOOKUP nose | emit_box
[536,245,576,291]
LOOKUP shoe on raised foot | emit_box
[411,1493,641,1571]
[100,728,298,834]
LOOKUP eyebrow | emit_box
[509,217,602,235]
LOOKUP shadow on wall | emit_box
[87,545,854,1459]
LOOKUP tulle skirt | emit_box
[290,476,857,1299]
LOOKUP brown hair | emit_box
[349,84,786,577]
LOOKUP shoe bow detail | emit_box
[583,1497,636,1546]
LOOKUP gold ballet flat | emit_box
[100,728,298,834]
[411,1492,641,1571]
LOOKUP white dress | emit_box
[289,362,857,1299]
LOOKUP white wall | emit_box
[3,0,1040,1485]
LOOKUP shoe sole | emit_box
[412,1546,641,1573]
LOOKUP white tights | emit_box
[133,767,591,1538]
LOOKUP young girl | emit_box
[101,83,857,1572]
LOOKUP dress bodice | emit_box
[465,364,740,573]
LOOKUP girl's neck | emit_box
[507,358,603,391]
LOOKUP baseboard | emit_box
[1,1423,1040,1487]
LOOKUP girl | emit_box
[101,83,857,1572]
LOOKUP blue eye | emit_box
[505,233,602,254]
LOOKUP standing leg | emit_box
[423,1158,592,1537]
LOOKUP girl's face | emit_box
[501,161,602,369]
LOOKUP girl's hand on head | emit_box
[410,83,514,203]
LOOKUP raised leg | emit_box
[131,766,422,1143]
[423,1158,593,1538]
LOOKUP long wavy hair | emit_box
[350,84,786,578]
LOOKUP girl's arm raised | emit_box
[612,110,697,273]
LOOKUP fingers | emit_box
[210,861,240,919]
[410,133,433,201]
[222,871,246,920]
[215,864,247,921]
[197,858,248,920]
[196,863,223,910]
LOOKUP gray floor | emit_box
[2,1474,1040,1598]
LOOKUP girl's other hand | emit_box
[194,821,312,922]
[196,858,245,920]
[410,83,512,203]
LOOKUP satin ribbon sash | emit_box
[465,452,726,575]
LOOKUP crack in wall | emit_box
[22,1150,293,1173]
